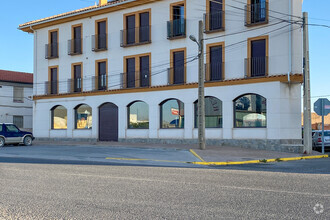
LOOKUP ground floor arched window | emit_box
[160,99,184,128]
[51,105,67,129]
[128,101,149,129]
[194,96,222,128]
[234,94,266,128]
[74,104,92,129]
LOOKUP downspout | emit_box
[29,26,37,134]
[288,0,292,83]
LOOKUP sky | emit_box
[0,0,329,104]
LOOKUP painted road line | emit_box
[192,155,329,166]
[189,149,205,162]
[105,157,189,164]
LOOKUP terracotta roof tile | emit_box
[19,0,129,28]
[0,70,33,84]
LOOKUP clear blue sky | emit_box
[0,0,329,102]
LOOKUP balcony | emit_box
[120,70,150,89]
[68,39,82,55]
[205,62,224,82]
[45,81,58,95]
[45,43,58,59]
[92,34,107,51]
[204,11,225,33]
[245,57,268,78]
[92,75,108,91]
[245,2,268,26]
[120,26,151,47]
[167,19,186,39]
[67,78,82,93]
[167,67,185,85]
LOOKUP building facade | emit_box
[0,70,33,131]
[19,0,303,151]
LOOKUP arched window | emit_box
[51,105,67,129]
[128,101,149,129]
[234,94,266,128]
[194,96,222,128]
[74,104,92,129]
[160,99,184,129]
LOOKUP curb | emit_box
[191,155,329,166]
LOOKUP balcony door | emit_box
[73,26,82,53]
[209,0,223,30]
[210,46,223,81]
[173,51,184,84]
[139,12,150,43]
[98,62,107,90]
[97,21,107,49]
[251,39,266,77]
[73,65,82,92]
[172,4,185,37]
[126,58,136,88]
[140,56,150,87]
[50,68,58,94]
[126,15,136,45]
[50,31,58,57]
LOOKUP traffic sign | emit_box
[314,98,330,116]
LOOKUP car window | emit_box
[5,125,19,133]
[0,125,2,132]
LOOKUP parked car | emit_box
[312,130,330,149]
[0,123,34,147]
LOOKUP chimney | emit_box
[99,0,108,6]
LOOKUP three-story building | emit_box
[19,0,303,152]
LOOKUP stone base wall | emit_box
[35,138,304,154]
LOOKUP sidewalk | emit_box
[34,140,324,163]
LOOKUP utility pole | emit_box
[197,20,205,150]
[303,12,312,154]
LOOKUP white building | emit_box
[19,0,303,152]
[0,70,33,131]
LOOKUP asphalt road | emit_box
[0,162,329,219]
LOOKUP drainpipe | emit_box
[288,0,292,83]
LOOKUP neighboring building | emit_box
[302,113,330,130]
[0,70,33,131]
[19,0,303,151]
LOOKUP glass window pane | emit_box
[52,106,67,129]
[195,97,222,128]
[161,99,184,128]
[234,94,266,128]
[75,105,92,129]
[128,101,149,129]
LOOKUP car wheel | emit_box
[23,136,33,146]
[0,137,4,147]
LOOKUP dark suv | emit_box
[0,123,34,147]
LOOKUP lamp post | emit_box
[190,20,205,150]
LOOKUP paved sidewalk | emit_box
[34,140,323,163]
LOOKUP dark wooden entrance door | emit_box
[99,103,118,141]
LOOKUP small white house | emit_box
[19,0,304,152]
[0,70,33,131]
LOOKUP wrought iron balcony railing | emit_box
[67,78,83,93]
[167,67,186,85]
[92,75,108,91]
[205,62,224,82]
[167,19,186,39]
[245,2,268,26]
[92,34,107,51]
[45,43,58,59]
[204,11,225,32]
[68,39,82,55]
[245,57,268,78]
[45,81,58,95]
[120,26,151,47]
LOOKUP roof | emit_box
[18,0,142,32]
[0,70,33,84]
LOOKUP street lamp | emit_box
[190,21,205,150]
